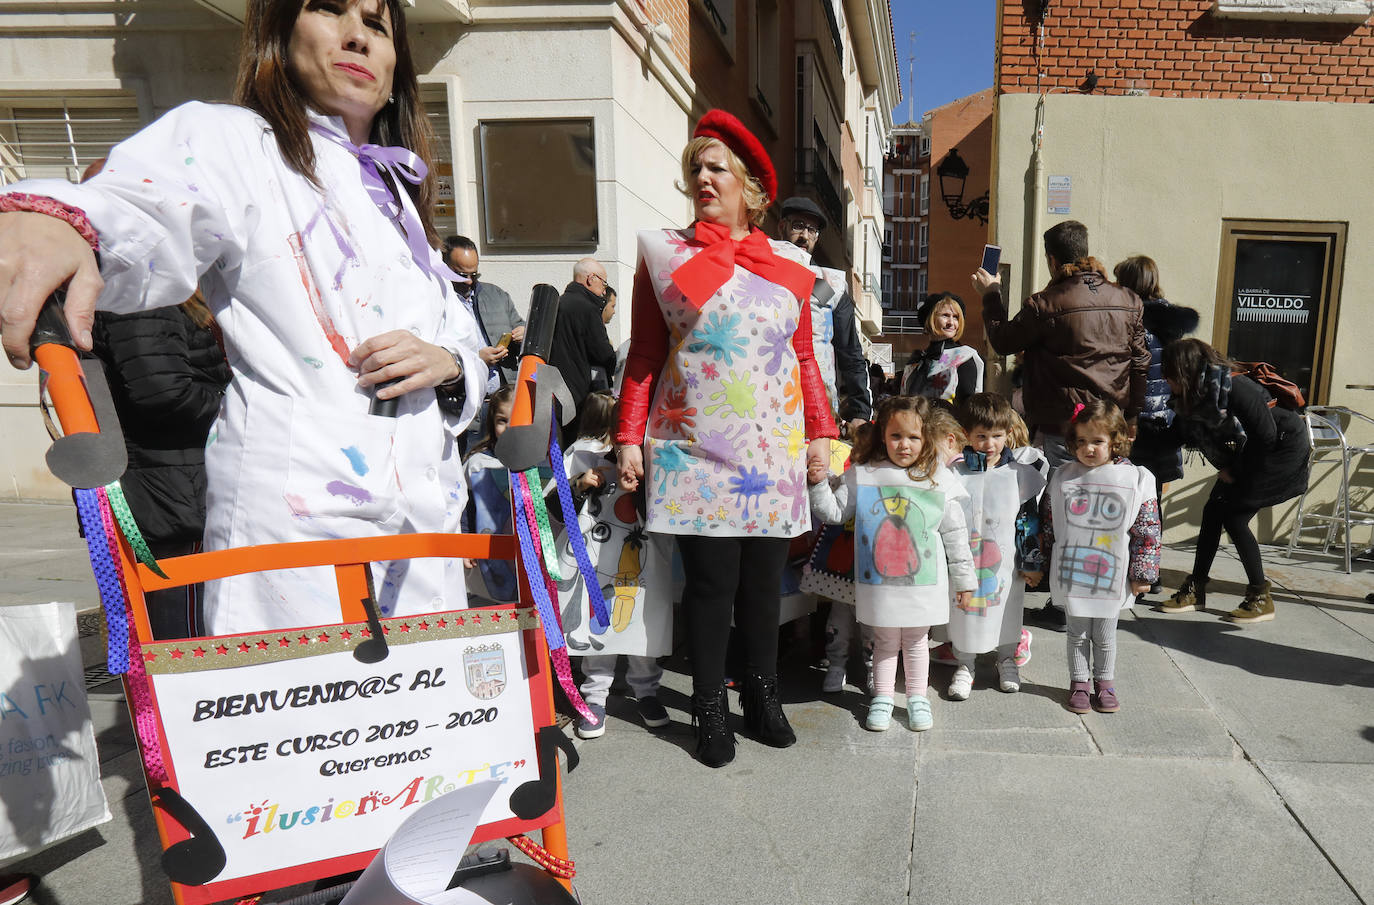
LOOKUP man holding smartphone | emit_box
[972,220,1149,626]
[779,196,872,437]
[443,235,526,387]
[444,236,527,453]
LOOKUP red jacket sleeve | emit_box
[793,294,839,440]
[614,260,667,445]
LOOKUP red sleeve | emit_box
[614,260,668,445]
[793,293,839,440]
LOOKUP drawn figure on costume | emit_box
[1058,483,1129,598]
[861,486,940,586]
[557,440,671,658]
[964,532,1005,614]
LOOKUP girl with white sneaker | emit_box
[808,395,976,732]
[946,393,1048,700]
[1042,399,1160,714]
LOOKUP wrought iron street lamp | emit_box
[935,148,989,225]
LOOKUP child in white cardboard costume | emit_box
[808,395,976,733]
[1042,399,1161,714]
[556,392,672,740]
[946,393,1048,699]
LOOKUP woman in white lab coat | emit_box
[0,0,486,634]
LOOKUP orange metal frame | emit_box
[39,340,575,902]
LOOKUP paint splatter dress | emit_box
[948,447,1048,654]
[809,463,977,628]
[15,102,488,634]
[616,225,838,538]
[1044,460,1159,618]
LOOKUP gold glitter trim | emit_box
[141,608,541,675]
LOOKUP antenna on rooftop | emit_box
[907,31,915,124]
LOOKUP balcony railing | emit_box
[795,147,842,229]
[882,312,926,334]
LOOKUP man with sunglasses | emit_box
[778,197,871,436]
[443,235,526,387]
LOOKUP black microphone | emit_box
[369,377,404,417]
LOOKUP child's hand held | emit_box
[616,444,643,491]
[954,589,973,608]
[806,458,828,485]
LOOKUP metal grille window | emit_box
[0,102,142,185]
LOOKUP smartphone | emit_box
[496,331,514,349]
[980,244,1002,274]
[983,245,1005,274]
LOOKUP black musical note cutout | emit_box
[353,566,390,663]
[153,787,227,886]
[507,724,580,820]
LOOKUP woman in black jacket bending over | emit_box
[93,293,230,638]
[1157,339,1308,624]
[1113,255,1198,596]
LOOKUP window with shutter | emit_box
[0,101,142,185]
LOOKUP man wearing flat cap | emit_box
[779,196,872,437]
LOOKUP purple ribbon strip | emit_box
[74,487,131,674]
[547,427,611,630]
[309,123,464,288]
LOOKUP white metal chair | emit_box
[1286,405,1374,573]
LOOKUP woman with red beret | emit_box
[615,110,839,767]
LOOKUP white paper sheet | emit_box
[340,781,501,905]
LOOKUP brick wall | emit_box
[645,0,692,70]
[927,90,994,354]
[999,1,1374,101]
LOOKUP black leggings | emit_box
[676,534,790,693]
[1193,482,1265,586]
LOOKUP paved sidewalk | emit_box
[2,499,1372,904]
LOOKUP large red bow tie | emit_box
[670,220,815,310]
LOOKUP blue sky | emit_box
[889,0,997,124]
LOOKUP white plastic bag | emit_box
[0,602,111,860]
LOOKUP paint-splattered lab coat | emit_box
[20,102,487,634]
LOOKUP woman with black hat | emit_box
[614,110,839,767]
[901,292,984,405]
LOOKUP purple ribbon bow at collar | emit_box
[309,123,465,287]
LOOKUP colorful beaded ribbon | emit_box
[546,428,609,628]
[511,468,593,722]
[74,484,169,782]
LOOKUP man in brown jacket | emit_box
[972,220,1149,468]
[972,220,1149,626]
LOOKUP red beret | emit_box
[693,109,777,203]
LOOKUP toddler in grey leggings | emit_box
[1065,614,1119,686]
[1041,400,1162,715]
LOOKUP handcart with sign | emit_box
[31,285,601,904]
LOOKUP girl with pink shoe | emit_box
[1041,400,1160,713]
[808,395,976,732]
